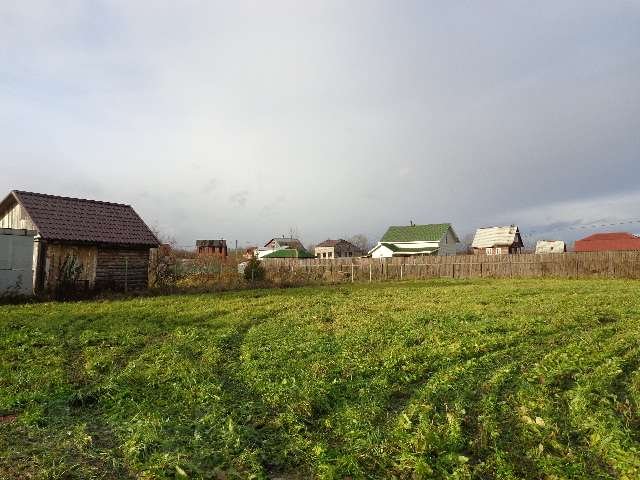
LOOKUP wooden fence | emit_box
[261,251,640,283]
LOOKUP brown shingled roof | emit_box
[4,190,159,247]
[316,239,341,247]
[316,238,358,248]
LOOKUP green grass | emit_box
[1,279,639,479]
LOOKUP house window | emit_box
[486,248,493,255]
[495,247,502,255]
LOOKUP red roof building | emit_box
[574,232,640,252]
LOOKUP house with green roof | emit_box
[368,223,459,258]
[261,247,315,259]
[256,236,313,259]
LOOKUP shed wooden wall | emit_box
[44,244,98,290]
[41,244,151,291]
[0,202,37,230]
[95,247,151,291]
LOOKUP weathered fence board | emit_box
[261,251,640,283]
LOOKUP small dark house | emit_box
[315,239,364,259]
[196,239,228,258]
[0,190,159,292]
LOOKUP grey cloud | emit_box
[201,178,218,194]
[0,1,638,246]
[229,190,249,208]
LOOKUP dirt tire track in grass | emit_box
[62,318,135,479]
[3,279,640,479]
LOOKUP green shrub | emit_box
[243,256,265,282]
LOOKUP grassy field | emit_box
[1,279,639,479]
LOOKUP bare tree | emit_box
[349,234,370,252]
[149,225,177,248]
[148,226,179,288]
[459,232,475,254]
[287,226,300,239]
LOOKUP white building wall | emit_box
[371,244,394,258]
[315,246,335,258]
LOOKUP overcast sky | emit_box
[1,1,639,248]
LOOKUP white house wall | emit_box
[371,244,394,258]
[390,241,440,249]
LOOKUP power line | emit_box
[523,218,640,237]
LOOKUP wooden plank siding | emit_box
[95,248,151,291]
[0,203,37,230]
[42,244,150,292]
[44,244,98,290]
[260,251,640,282]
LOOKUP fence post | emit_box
[124,257,128,293]
[610,253,615,278]
[351,263,354,283]
[369,263,372,283]
[400,264,403,280]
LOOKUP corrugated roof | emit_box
[380,223,452,243]
[5,190,159,247]
[381,243,439,254]
[535,240,566,254]
[472,226,522,249]
[575,232,640,252]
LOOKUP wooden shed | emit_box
[471,225,524,255]
[0,190,159,293]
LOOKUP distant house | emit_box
[368,223,459,258]
[574,232,640,252]
[258,236,313,259]
[196,239,228,258]
[315,239,363,259]
[0,190,159,292]
[535,240,566,254]
[263,237,306,251]
[472,226,524,255]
